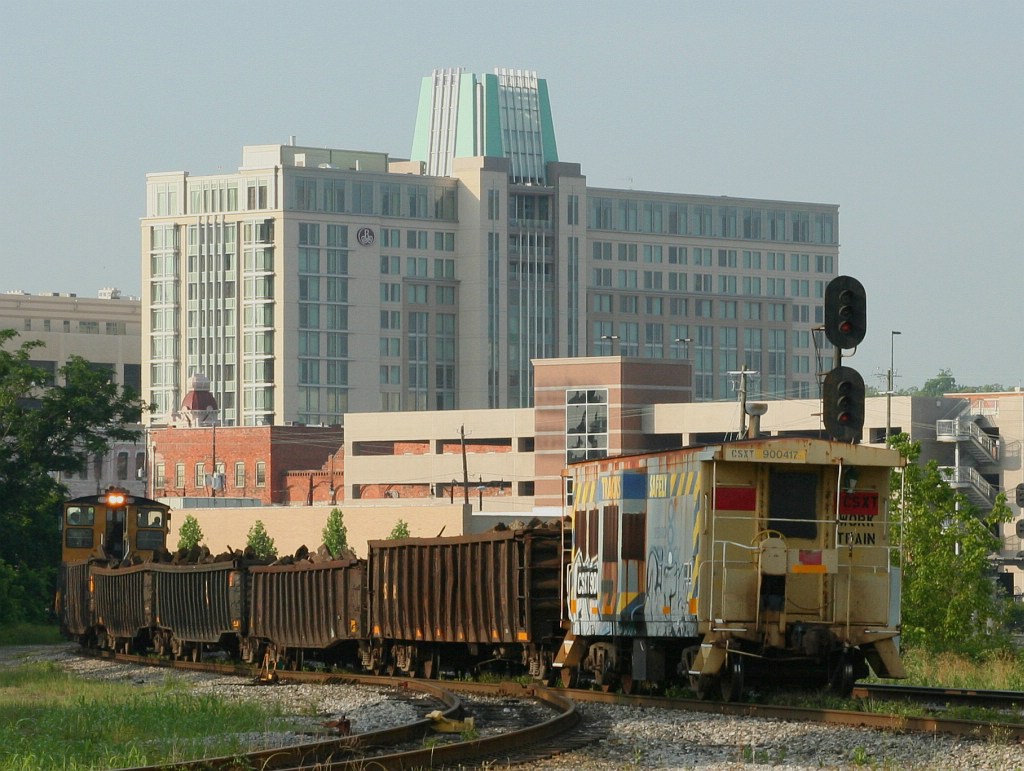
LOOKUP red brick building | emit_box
[150,425,343,505]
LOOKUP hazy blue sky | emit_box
[2,1,1020,391]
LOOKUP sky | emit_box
[2,1,1021,391]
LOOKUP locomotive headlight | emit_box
[103,490,128,507]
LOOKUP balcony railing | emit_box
[935,417,999,464]
[939,465,997,509]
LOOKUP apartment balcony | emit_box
[936,416,999,465]
[939,465,998,510]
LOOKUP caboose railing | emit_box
[706,512,901,637]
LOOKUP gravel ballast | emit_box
[3,645,1022,769]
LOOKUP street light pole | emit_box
[600,334,619,356]
[886,330,902,442]
[673,337,693,360]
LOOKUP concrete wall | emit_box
[169,502,468,559]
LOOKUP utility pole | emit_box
[727,366,759,438]
[460,425,469,505]
[886,330,902,442]
[211,421,217,498]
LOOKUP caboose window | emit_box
[602,505,619,561]
[587,509,600,557]
[621,512,646,561]
[576,508,588,556]
[768,470,818,539]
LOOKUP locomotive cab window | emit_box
[767,469,818,540]
[65,505,95,526]
[65,528,93,549]
[137,509,164,529]
[135,508,167,551]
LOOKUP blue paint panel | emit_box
[622,472,646,500]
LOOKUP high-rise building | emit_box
[141,67,839,427]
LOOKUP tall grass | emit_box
[897,647,1024,691]
[0,624,64,646]
[0,662,295,770]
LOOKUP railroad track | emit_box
[854,682,1024,710]
[83,650,1021,769]
[88,651,581,771]
[562,686,1024,741]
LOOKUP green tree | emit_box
[387,519,410,539]
[176,515,204,551]
[322,508,348,557]
[889,434,1013,654]
[246,520,277,560]
[0,330,150,622]
[915,368,958,397]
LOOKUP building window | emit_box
[566,389,608,464]
[234,462,245,488]
[195,463,205,488]
[155,462,165,488]
[175,463,185,489]
[567,193,579,225]
[255,461,266,487]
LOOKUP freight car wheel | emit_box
[595,669,619,693]
[620,673,636,695]
[421,652,439,679]
[719,654,744,702]
[559,666,579,688]
[829,656,856,697]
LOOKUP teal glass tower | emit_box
[411,68,559,184]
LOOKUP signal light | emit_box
[824,276,867,349]
[823,366,865,443]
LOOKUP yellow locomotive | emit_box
[56,487,170,644]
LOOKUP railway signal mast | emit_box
[823,276,867,443]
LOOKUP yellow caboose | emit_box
[560,437,906,699]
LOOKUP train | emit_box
[56,436,906,700]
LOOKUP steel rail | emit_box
[563,688,1024,741]
[853,682,1024,710]
[90,651,581,771]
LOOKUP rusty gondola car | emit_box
[91,562,152,653]
[148,561,249,661]
[365,524,564,678]
[244,557,367,669]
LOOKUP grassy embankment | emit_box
[0,627,307,771]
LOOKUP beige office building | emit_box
[141,68,840,429]
[0,289,147,498]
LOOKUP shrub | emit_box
[246,520,277,560]
[176,515,204,551]
[322,508,348,557]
